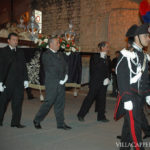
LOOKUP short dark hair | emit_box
[115,51,120,54]
[128,37,134,45]
[48,36,58,45]
[98,41,108,50]
[8,32,18,39]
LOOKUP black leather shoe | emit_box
[117,135,121,139]
[11,124,26,128]
[77,115,84,122]
[97,118,109,122]
[143,134,150,139]
[57,123,72,130]
[28,96,34,100]
[33,120,42,129]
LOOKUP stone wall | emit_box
[80,0,140,56]
[36,0,80,44]
[32,0,142,55]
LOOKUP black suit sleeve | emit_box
[89,54,99,76]
[22,50,28,81]
[60,52,68,75]
[0,49,4,82]
[91,54,100,64]
[65,63,68,76]
[107,56,112,79]
[111,58,116,69]
[117,54,133,102]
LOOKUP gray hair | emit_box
[48,36,58,46]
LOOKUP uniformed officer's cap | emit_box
[126,24,149,37]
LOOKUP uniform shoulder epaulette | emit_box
[120,48,136,59]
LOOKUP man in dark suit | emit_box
[0,32,28,128]
[33,36,71,130]
[77,41,111,122]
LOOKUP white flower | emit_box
[61,44,65,49]
[46,45,49,48]
[34,38,39,44]
[38,39,43,46]
[78,47,81,52]
[71,47,76,52]
[44,38,48,43]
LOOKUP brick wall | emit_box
[80,0,140,55]
[33,0,142,55]
[40,0,80,44]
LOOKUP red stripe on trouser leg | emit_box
[129,110,140,150]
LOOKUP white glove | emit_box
[59,80,65,85]
[66,52,71,56]
[24,81,29,89]
[124,101,133,110]
[103,78,110,86]
[59,74,68,85]
[40,94,44,102]
[146,96,150,105]
[0,82,5,92]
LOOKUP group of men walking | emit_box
[0,32,111,130]
[0,23,150,150]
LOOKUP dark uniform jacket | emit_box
[114,48,150,120]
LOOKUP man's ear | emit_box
[134,35,139,43]
[135,35,139,39]
[101,46,104,51]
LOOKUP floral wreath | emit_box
[59,38,80,52]
[34,34,80,53]
[34,34,49,48]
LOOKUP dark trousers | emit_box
[112,75,118,96]
[26,88,34,99]
[34,85,65,127]
[0,86,24,125]
[120,96,144,150]
[140,97,150,136]
[78,84,107,120]
[141,107,150,136]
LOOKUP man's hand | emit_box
[103,78,110,86]
[0,82,5,92]
[59,80,64,85]
[112,68,115,72]
[146,96,150,105]
[124,101,133,111]
[59,74,68,85]
[24,81,29,89]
